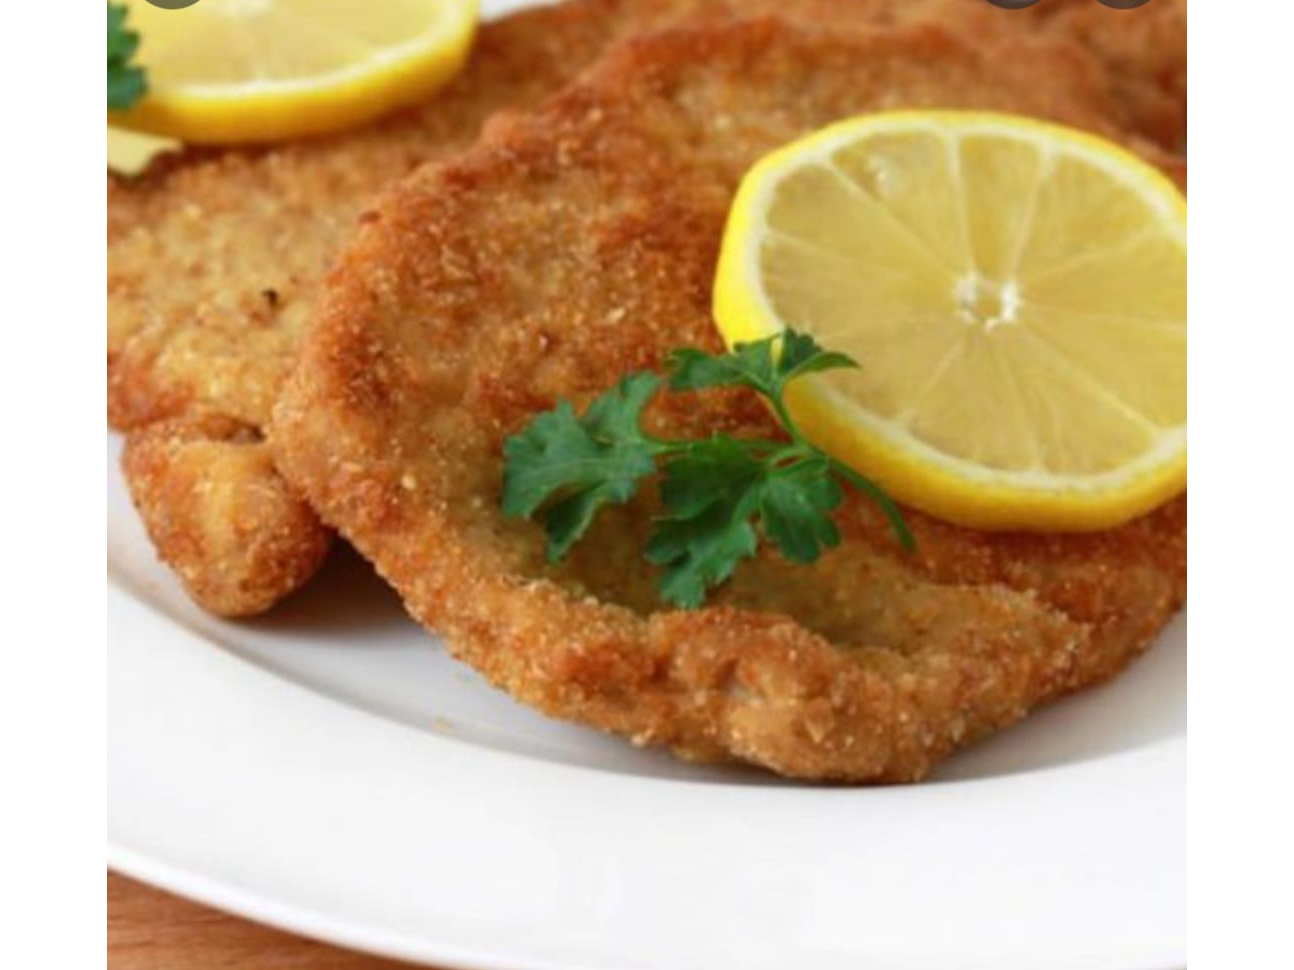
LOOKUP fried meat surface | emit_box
[273,19,1186,780]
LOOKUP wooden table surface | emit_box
[108,871,448,969]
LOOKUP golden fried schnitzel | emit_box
[272,18,1186,781]
[109,0,1186,615]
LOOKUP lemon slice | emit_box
[108,0,478,143]
[714,111,1186,531]
[107,127,178,175]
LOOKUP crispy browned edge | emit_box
[121,415,331,615]
[272,18,1186,781]
[108,0,1185,617]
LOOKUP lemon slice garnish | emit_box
[109,0,478,143]
[714,111,1186,530]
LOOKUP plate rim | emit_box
[108,576,1185,970]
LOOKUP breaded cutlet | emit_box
[272,18,1186,780]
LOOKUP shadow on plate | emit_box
[243,542,413,640]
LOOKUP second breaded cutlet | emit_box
[109,0,1186,615]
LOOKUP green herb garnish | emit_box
[108,3,147,111]
[502,330,913,608]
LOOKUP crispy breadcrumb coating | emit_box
[273,19,1186,780]
[121,415,330,615]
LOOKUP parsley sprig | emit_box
[108,3,148,111]
[502,330,913,608]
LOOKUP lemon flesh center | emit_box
[954,272,1020,332]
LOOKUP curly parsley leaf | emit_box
[645,437,764,606]
[501,372,661,560]
[759,456,844,563]
[668,330,858,399]
[502,330,912,607]
[669,332,913,553]
[645,441,847,606]
[108,3,148,111]
[647,503,760,609]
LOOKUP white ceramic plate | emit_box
[107,422,1184,970]
[108,6,1183,966]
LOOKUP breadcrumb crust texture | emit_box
[274,19,1186,781]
